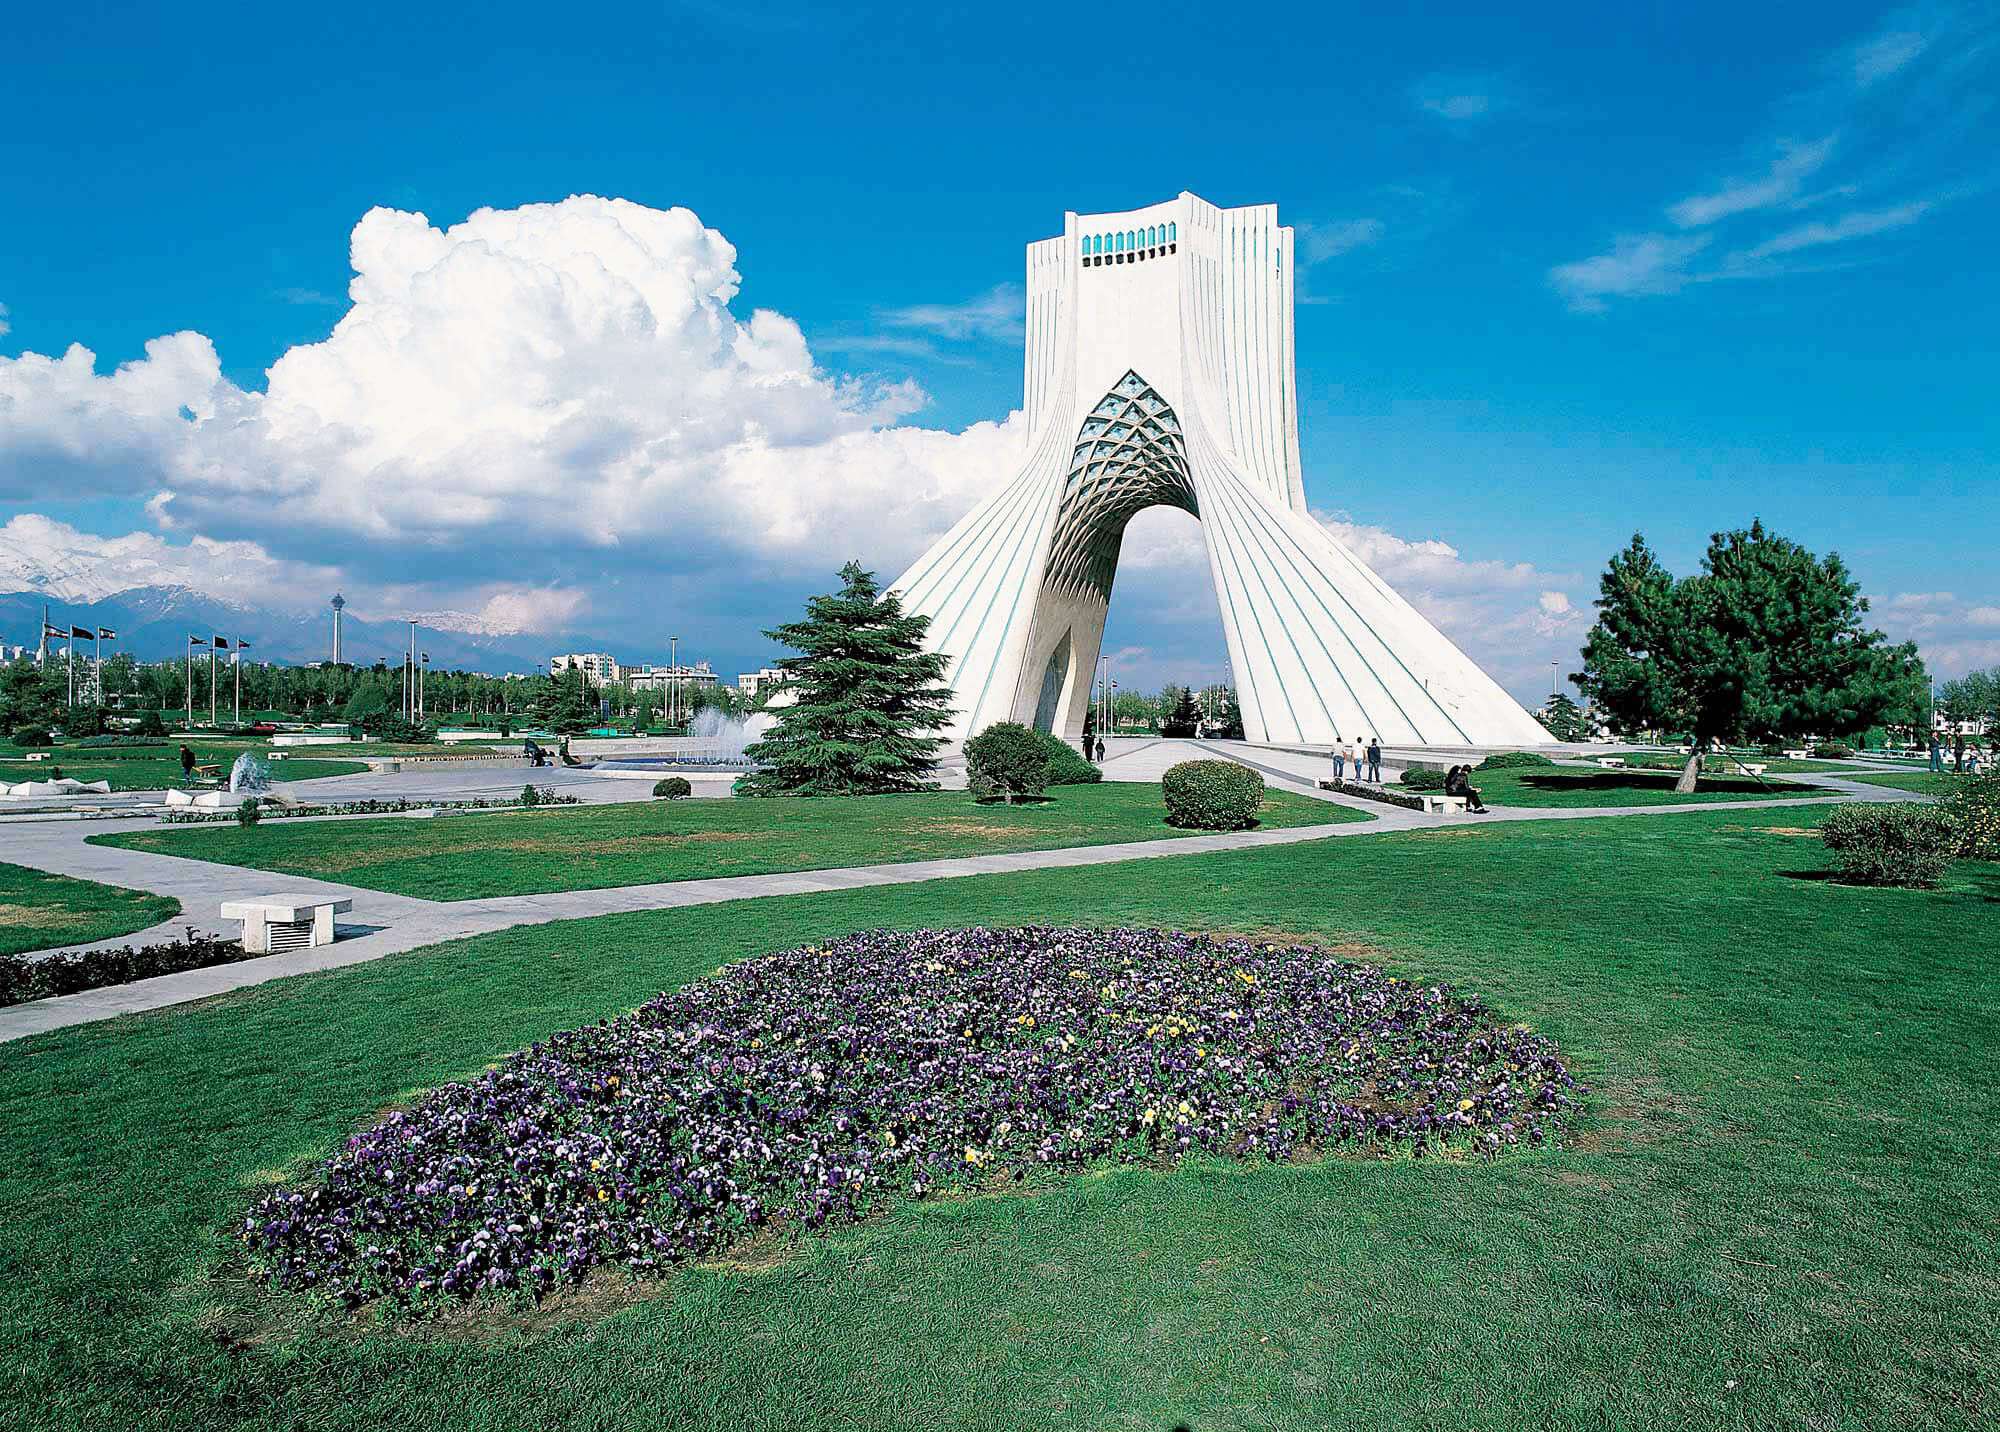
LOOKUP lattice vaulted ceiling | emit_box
[1043,371,1197,601]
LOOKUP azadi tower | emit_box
[891,193,1552,748]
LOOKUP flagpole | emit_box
[66,628,75,709]
[210,642,218,726]
[233,650,241,725]
[186,638,194,727]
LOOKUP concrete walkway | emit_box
[0,746,1914,1045]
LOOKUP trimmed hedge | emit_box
[1813,743,1855,759]
[1039,731,1102,786]
[1477,751,1555,771]
[1818,802,1961,888]
[1400,767,1448,791]
[9,726,53,748]
[965,722,1052,802]
[0,929,249,1009]
[1163,759,1264,830]
[653,777,693,799]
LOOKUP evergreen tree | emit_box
[535,663,596,736]
[1935,670,1997,770]
[1576,522,1925,791]
[739,561,955,796]
[1539,692,1588,742]
[1161,687,1202,738]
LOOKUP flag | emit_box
[188,634,203,647]
[97,627,116,640]
[235,640,251,652]
[212,636,230,649]
[70,625,93,639]
[44,623,65,639]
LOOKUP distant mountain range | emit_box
[0,586,595,674]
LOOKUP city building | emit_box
[890,193,1552,748]
[550,652,621,683]
[736,666,788,700]
[625,660,719,694]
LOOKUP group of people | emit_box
[1442,764,1490,812]
[1332,739,1383,784]
[1082,734,1107,763]
[1931,734,1986,774]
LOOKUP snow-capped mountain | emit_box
[0,586,593,674]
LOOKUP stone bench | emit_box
[1595,756,1626,768]
[218,894,352,953]
[1418,794,1468,814]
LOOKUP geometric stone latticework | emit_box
[892,191,1553,748]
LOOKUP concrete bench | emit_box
[219,894,352,953]
[1595,756,1626,768]
[1419,794,1468,814]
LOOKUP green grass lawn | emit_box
[1470,766,1836,808]
[91,783,1360,900]
[1833,771,1969,795]
[0,861,178,957]
[3,809,1993,1429]
[1,750,367,790]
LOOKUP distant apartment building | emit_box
[550,652,620,683]
[737,666,789,701]
[626,660,719,693]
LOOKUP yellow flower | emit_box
[590,1159,602,1171]
[1196,1047,1206,1059]
[884,1130,897,1146]
[1142,1108,1158,1126]
[597,1188,608,1201]
[1235,969,1257,986]
[1178,1100,1194,1115]
[1457,1098,1474,1112]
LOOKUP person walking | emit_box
[178,744,196,779]
[1930,733,1944,773]
[1365,737,1382,784]
[1095,734,1106,763]
[1332,744,1347,781]
[1341,741,1357,782]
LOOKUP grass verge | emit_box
[3,808,1994,1429]
[0,861,179,957]
[90,782,1359,899]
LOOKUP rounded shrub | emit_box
[653,776,692,799]
[519,783,541,808]
[10,726,53,749]
[964,721,1051,802]
[136,710,169,737]
[235,799,262,829]
[1813,743,1855,759]
[1162,759,1264,830]
[1477,751,1554,770]
[1818,802,1961,888]
[1039,731,1102,786]
[1399,767,1448,791]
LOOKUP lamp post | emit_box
[420,653,429,722]
[669,635,680,729]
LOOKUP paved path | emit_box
[0,745,1916,1045]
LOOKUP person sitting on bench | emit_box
[1443,764,1489,812]
[523,738,548,767]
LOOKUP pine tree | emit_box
[1576,522,1925,791]
[1539,692,1587,742]
[1161,687,1202,737]
[738,562,955,795]
[535,663,596,736]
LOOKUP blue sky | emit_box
[2,0,1996,697]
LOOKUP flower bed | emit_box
[0,928,247,1008]
[160,789,582,823]
[243,926,1584,1311]
[1319,778,1426,811]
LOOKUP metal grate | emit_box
[267,919,313,953]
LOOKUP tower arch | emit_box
[890,193,1552,750]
